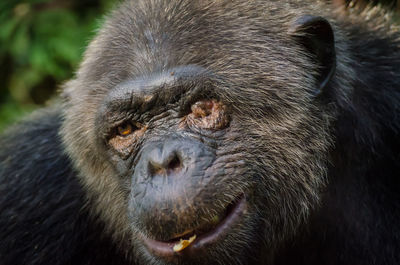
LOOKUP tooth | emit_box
[173,235,197,252]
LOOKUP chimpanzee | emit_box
[0,0,399,264]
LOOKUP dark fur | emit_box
[0,109,128,264]
[1,0,399,264]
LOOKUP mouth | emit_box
[141,194,247,258]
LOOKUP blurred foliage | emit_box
[0,0,118,131]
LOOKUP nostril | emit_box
[149,153,183,177]
[167,154,182,175]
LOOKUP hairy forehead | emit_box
[71,0,321,102]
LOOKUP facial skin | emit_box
[61,1,342,264]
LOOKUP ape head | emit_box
[61,1,348,264]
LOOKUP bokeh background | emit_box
[0,0,118,131]
[0,0,398,132]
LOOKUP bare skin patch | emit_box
[185,100,229,130]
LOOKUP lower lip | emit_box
[141,195,247,258]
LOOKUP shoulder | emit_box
[0,107,73,192]
[0,107,129,264]
[0,107,85,264]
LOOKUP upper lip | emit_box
[140,194,247,258]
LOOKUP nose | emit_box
[132,137,215,186]
[129,136,216,239]
[139,137,213,180]
[148,146,183,178]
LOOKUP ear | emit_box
[289,15,336,96]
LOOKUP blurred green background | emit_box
[0,0,118,131]
[0,0,398,132]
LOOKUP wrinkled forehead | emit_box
[67,0,316,115]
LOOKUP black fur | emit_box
[277,11,400,264]
[0,109,127,265]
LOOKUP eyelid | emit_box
[185,99,230,131]
[179,87,217,116]
[109,122,148,153]
[117,121,144,137]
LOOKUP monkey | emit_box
[0,0,399,264]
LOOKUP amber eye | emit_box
[110,122,147,153]
[117,122,137,137]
